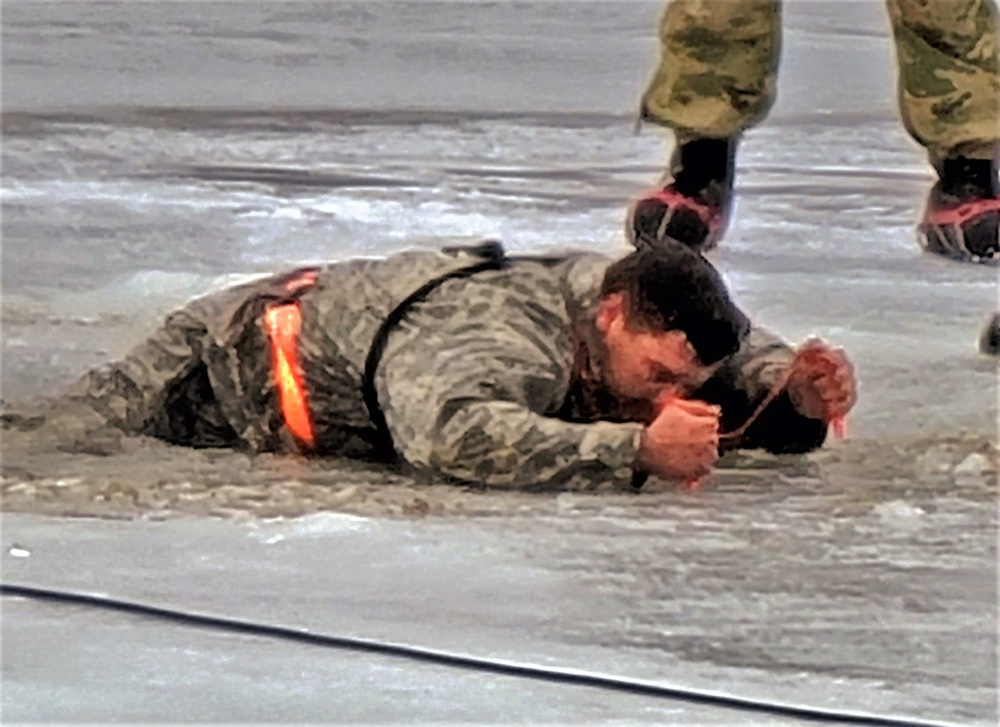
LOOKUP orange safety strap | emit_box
[264,302,315,449]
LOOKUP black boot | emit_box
[918,155,1000,264]
[627,137,736,252]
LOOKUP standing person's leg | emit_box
[887,0,1000,262]
[629,0,782,251]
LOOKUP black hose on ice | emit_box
[1,582,958,727]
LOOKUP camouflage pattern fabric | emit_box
[640,0,1000,161]
[6,246,825,489]
[888,0,1000,165]
[639,0,782,142]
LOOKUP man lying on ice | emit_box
[2,241,856,489]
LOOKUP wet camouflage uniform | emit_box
[640,0,1000,166]
[15,245,824,489]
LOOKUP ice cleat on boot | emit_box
[918,156,1000,264]
[627,137,736,252]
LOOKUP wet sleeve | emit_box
[696,326,827,454]
[377,292,644,489]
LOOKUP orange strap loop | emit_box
[264,302,315,449]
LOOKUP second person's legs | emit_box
[630,0,782,251]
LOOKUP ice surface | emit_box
[1,1,996,724]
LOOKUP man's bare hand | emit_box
[786,338,857,422]
[638,396,720,482]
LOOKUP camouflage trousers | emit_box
[640,0,1000,165]
[39,271,309,453]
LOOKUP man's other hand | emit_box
[638,396,720,482]
[786,339,857,422]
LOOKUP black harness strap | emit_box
[362,244,509,460]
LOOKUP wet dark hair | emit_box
[600,244,750,365]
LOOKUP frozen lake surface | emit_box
[1,0,996,724]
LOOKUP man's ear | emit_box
[596,293,624,334]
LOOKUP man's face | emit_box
[596,293,712,402]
